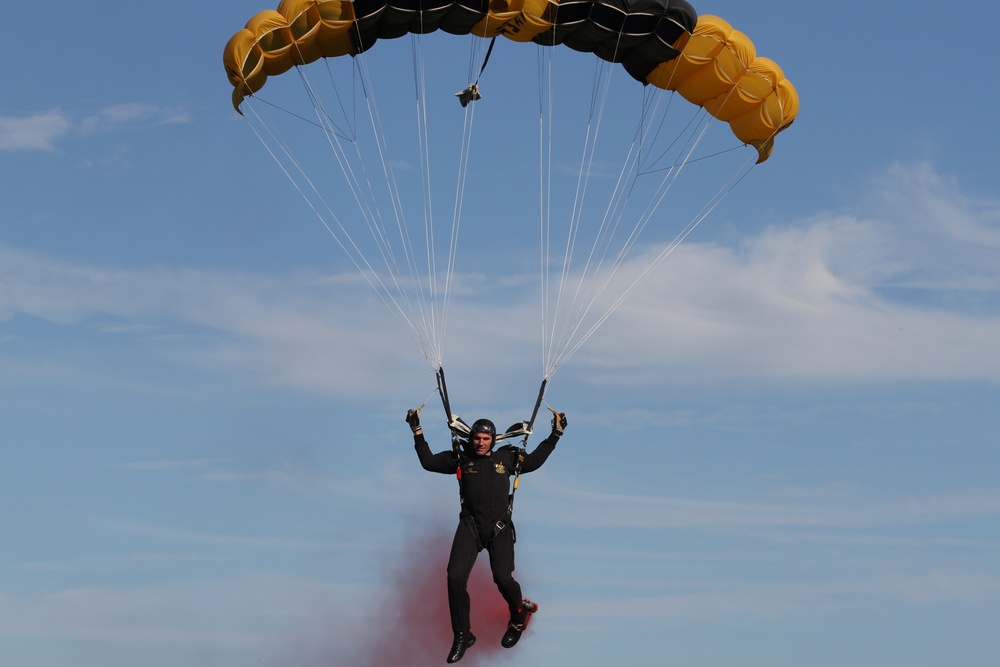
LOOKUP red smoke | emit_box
[352,524,522,666]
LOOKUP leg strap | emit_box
[461,512,485,552]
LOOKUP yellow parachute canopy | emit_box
[646,15,799,162]
[224,0,693,108]
[224,1,796,161]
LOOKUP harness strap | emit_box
[461,508,515,552]
[462,511,485,551]
[458,444,521,553]
[507,445,526,515]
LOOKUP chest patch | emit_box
[494,462,506,474]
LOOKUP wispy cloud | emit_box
[0,574,370,648]
[580,162,1000,382]
[543,569,1000,621]
[0,244,417,395]
[1,163,998,395]
[0,104,192,153]
[535,481,1000,531]
[76,103,191,134]
[0,111,71,151]
[114,459,217,472]
[73,512,344,551]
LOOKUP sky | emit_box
[2,2,1000,666]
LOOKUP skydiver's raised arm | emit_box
[408,408,456,474]
[520,412,567,473]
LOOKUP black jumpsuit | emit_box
[414,432,559,634]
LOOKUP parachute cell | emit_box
[646,14,798,162]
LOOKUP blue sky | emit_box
[2,2,1000,666]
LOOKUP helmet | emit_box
[469,418,496,442]
[462,419,497,456]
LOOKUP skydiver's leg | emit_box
[487,528,525,620]
[490,528,536,649]
[446,523,479,634]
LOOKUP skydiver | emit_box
[406,407,567,663]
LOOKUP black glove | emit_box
[551,412,567,435]
[405,409,421,433]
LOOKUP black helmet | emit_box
[469,418,496,441]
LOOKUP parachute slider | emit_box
[456,36,495,108]
[496,421,532,443]
[455,83,481,108]
[450,416,532,442]
[449,414,471,437]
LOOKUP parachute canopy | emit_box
[221,0,800,387]
[224,0,797,162]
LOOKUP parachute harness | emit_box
[434,366,545,551]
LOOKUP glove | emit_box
[405,409,421,433]
[551,412,567,435]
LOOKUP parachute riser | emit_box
[525,377,548,435]
[505,376,547,515]
[436,366,453,426]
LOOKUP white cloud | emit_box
[77,103,190,134]
[1,163,998,396]
[0,574,369,648]
[0,104,191,153]
[576,162,1000,383]
[544,569,1000,621]
[114,459,217,472]
[0,244,419,395]
[0,111,71,151]
[535,480,1000,531]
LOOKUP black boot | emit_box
[500,622,523,648]
[501,599,538,648]
[447,631,476,663]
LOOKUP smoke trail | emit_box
[351,523,516,666]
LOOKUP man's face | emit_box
[471,432,493,456]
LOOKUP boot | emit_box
[447,631,476,663]
[500,621,524,649]
[501,599,538,648]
